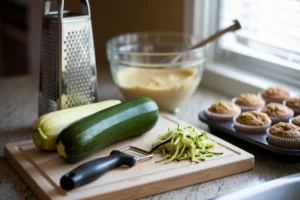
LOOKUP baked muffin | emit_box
[205,101,241,121]
[233,93,265,111]
[261,103,293,124]
[234,111,271,133]
[284,97,300,115]
[260,86,291,103]
[267,122,300,149]
[290,115,300,127]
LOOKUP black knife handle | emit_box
[60,150,136,190]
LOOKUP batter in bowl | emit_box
[117,67,201,111]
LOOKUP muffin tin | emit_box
[198,111,300,161]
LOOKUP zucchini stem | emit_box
[57,141,67,159]
[31,128,47,149]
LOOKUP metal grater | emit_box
[39,0,98,116]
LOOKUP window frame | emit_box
[184,0,300,88]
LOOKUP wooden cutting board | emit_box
[4,113,254,200]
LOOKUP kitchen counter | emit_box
[1,71,300,200]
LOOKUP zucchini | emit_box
[56,97,159,163]
[32,100,121,151]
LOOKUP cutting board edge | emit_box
[69,154,255,200]
[4,143,52,200]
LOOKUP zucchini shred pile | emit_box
[151,125,223,164]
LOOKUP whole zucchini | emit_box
[32,100,121,151]
[56,97,159,163]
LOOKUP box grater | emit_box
[39,0,98,116]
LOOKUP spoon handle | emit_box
[193,20,241,49]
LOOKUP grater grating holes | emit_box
[39,30,58,115]
[63,30,95,108]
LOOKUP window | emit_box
[186,0,300,88]
[219,0,300,71]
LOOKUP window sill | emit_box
[202,61,300,97]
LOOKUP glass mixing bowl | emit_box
[106,32,207,113]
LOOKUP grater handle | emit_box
[43,0,52,15]
[80,0,90,16]
[58,0,91,21]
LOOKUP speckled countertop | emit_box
[1,71,300,200]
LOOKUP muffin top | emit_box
[208,101,240,114]
[292,116,300,127]
[286,97,300,109]
[261,86,291,101]
[268,122,300,138]
[235,111,270,126]
[261,103,293,117]
[235,93,264,107]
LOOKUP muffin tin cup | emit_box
[283,100,300,116]
[267,128,300,149]
[233,117,271,133]
[232,97,265,112]
[205,107,241,122]
[289,117,300,128]
[258,107,294,125]
[268,111,294,125]
[258,92,285,104]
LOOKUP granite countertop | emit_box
[1,72,300,200]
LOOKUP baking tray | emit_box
[199,111,300,162]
